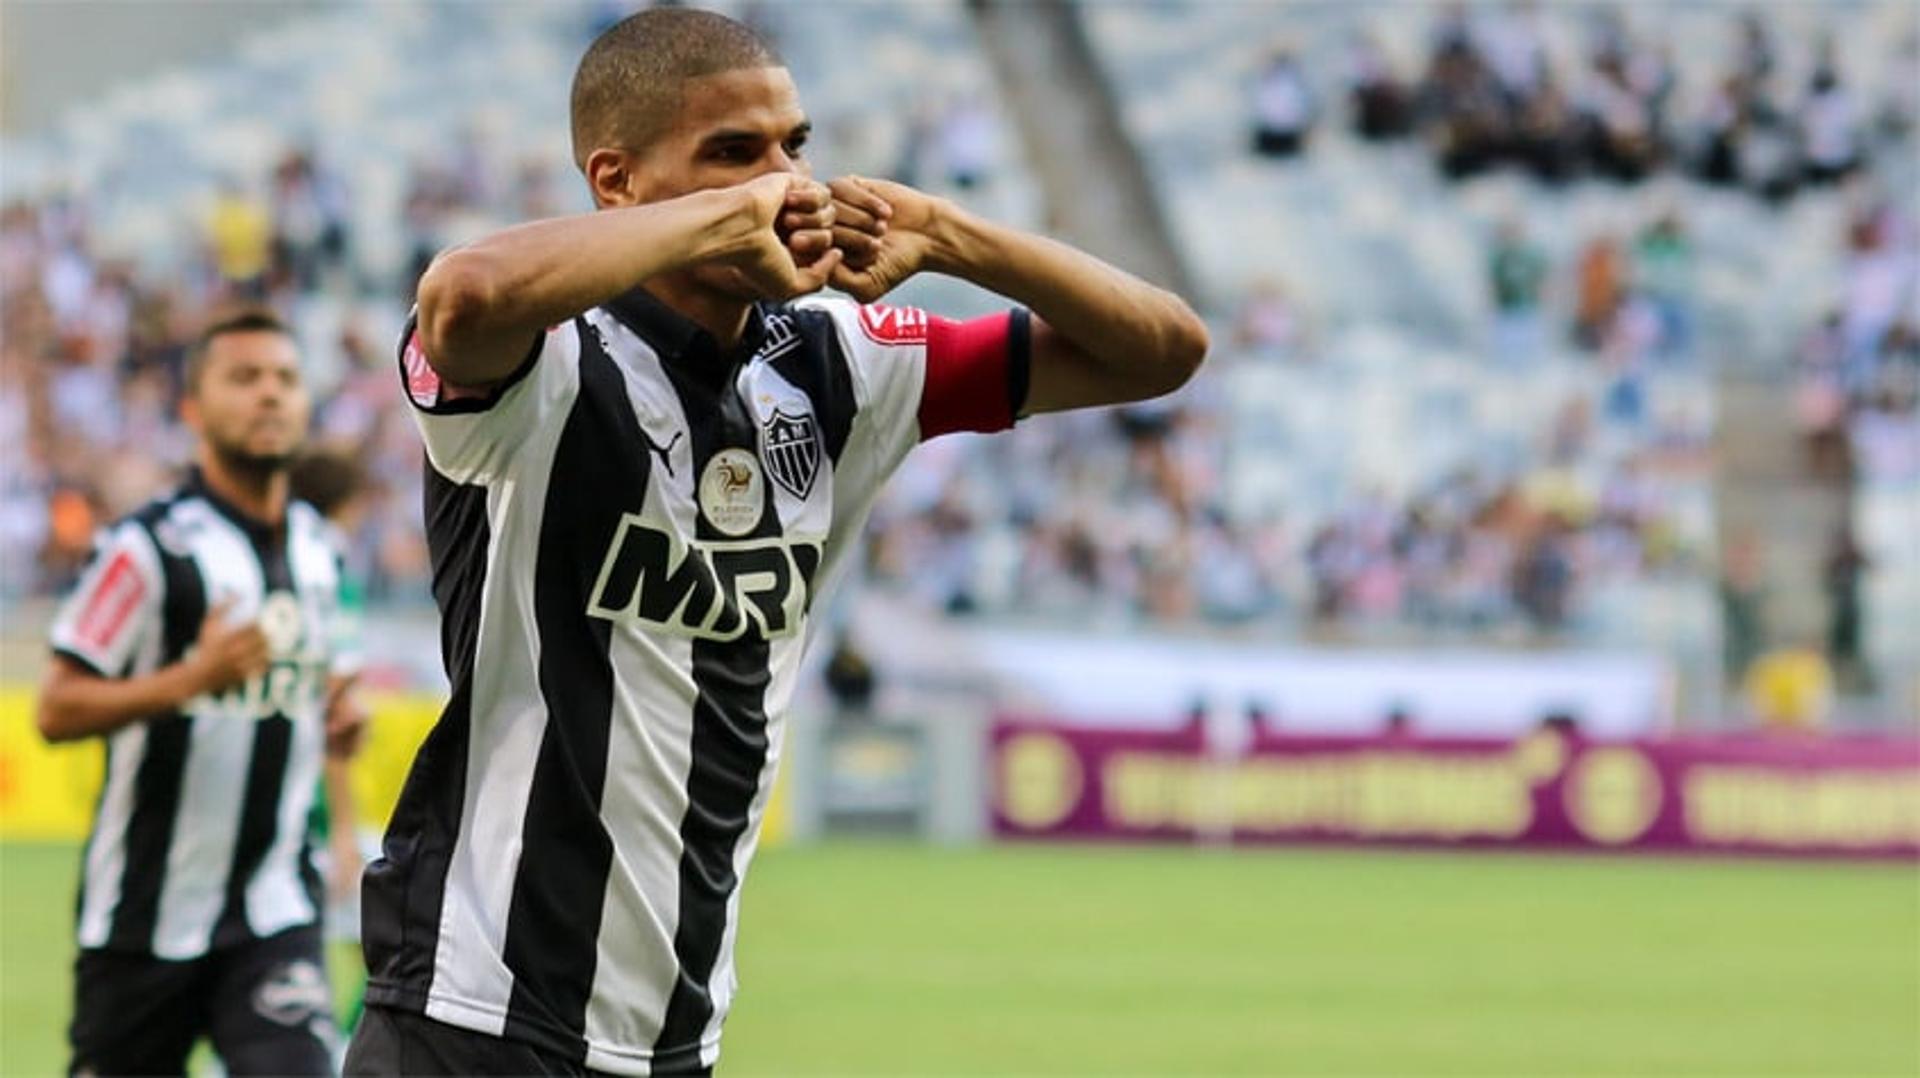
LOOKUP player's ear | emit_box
[585,147,642,208]
[179,392,203,435]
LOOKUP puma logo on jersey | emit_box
[587,515,820,640]
[643,429,683,478]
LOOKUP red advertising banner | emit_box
[991,718,1920,859]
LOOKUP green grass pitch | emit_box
[3,840,1915,1075]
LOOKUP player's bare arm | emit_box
[36,598,270,743]
[323,673,369,760]
[414,172,840,387]
[827,175,1209,412]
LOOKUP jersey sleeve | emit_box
[801,298,1032,476]
[48,522,165,677]
[397,311,584,485]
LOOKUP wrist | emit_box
[690,186,764,264]
[169,655,210,706]
[921,196,977,277]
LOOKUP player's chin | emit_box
[220,437,302,474]
[695,264,776,302]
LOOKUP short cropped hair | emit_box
[185,307,293,394]
[569,7,782,170]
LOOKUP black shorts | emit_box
[69,923,335,1077]
[344,1006,712,1077]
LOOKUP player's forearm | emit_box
[416,186,761,384]
[926,205,1209,402]
[36,660,207,743]
[323,757,357,834]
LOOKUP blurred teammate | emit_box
[348,8,1208,1074]
[288,448,375,1040]
[37,309,366,1075]
[287,449,373,907]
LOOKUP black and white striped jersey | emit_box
[366,286,1028,1074]
[48,471,353,959]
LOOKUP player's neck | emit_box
[196,451,289,531]
[643,278,754,350]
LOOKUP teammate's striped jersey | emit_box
[366,286,1029,1074]
[48,472,353,960]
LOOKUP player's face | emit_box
[634,65,813,203]
[185,331,311,471]
[611,66,813,301]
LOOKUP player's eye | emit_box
[783,134,808,157]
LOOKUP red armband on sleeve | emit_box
[918,308,1032,440]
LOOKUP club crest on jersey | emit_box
[755,310,801,362]
[857,304,928,344]
[762,408,820,499]
[257,591,304,657]
[699,448,764,537]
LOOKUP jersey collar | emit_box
[603,286,778,370]
[185,467,285,548]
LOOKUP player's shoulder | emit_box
[786,295,932,353]
[73,492,184,596]
[107,482,200,547]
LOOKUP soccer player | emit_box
[37,309,366,1075]
[347,8,1208,1075]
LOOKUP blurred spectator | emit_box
[1233,278,1309,361]
[1744,643,1835,730]
[938,96,998,191]
[1798,199,1920,488]
[1718,532,1767,684]
[823,633,877,715]
[889,97,938,188]
[1488,219,1548,365]
[1573,234,1625,350]
[1513,517,1575,632]
[1800,53,1864,186]
[1877,31,1920,140]
[514,158,563,221]
[1840,204,1916,382]
[1347,32,1413,141]
[268,148,351,293]
[1632,212,1693,359]
[1795,311,1853,479]
[1582,51,1660,183]
[207,181,272,299]
[1823,527,1871,688]
[1737,95,1801,204]
[1694,75,1748,187]
[1251,49,1315,159]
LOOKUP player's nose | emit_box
[767,146,804,176]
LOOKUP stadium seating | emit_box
[2,0,1912,693]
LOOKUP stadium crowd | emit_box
[0,167,433,603]
[2,1,1912,657]
[1260,3,1920,200]
[863,373,1705,639]
[1793,196,1920,485]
